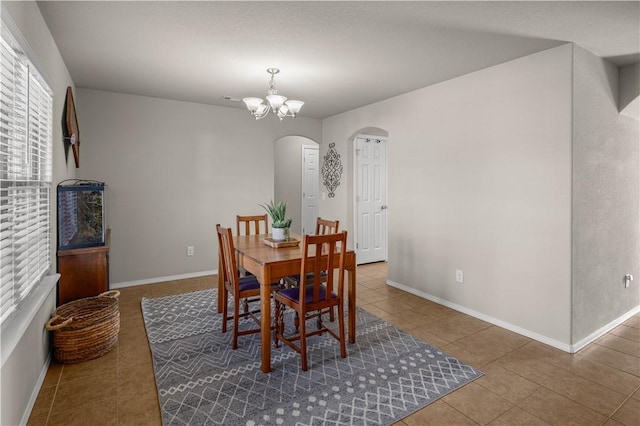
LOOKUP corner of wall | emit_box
[618,62,640,120]
[570,45,640,343]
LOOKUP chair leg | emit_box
[274,300,283,348]
[299,308,308,371]
[221,286,229,333]
[329,306,335,322]
[337,303,347,359]
[232,296,240,350]
[316,312,324,336]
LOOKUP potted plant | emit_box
[260,200,292,241]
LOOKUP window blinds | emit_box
[0,32,53,324]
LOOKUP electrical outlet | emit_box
[186,246,194,256]
[456,270,464,283]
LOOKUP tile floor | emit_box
[29,262,639,425]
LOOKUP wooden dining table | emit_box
[217,233,357,373]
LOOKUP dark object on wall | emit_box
[321,142,343,198]
[57,180,106,250]
[62,86,80,168]
[61,96,71,164]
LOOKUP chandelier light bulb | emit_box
[277,104,289,120]
[266,94,287,111]
[285,100,304,116]
[242,97,263,113]
[256,103,268,116]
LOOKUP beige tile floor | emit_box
[29,262,639,425]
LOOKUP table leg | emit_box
[348,267,356,343]
[217,254,224,313]
[260,270,272,373]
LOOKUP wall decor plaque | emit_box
[321,143,342,198]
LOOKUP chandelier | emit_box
[242,68,304,120]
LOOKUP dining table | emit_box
[217,233,357,373]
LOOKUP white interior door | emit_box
[355,136,388,264]
[301,146,319,234]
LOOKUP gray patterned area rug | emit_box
[141,289,483,425]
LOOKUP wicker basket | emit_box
[46,290,120,363]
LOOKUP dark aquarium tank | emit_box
[57,180,106,250]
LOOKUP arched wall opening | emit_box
[274,135,319,234]
[344,127,389,250]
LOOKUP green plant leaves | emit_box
[260,200,292,228]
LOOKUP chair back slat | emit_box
[300,232,346,306]
[315,217,339,235]
[236,214,268,236]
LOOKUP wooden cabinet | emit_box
[57,230,110,306]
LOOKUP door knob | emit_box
[381,205,388,210]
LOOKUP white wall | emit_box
[77,89,322,285]
[322,44,574,346]
[1,2,76,425]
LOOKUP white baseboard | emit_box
[386,279,639,354]
[570,305,640,353]
[20,353,51,426]
[111,270,216,289]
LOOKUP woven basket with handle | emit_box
[45,290,120,363]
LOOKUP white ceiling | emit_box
[37,1,640,119]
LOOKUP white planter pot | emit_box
[272,227,290,242]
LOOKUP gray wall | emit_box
[323,45,575,347]
[321,43,640,349]
[1,2,76,425]
[77,89,322,285]
[618,62,639,119]
[571,45,640,343]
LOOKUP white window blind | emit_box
[0,29,53,324]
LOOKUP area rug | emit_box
[141,289,483,425]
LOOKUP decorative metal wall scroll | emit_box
[321,143,343,198]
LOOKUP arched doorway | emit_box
[274,136,319,234]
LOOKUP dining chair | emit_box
[235,214,268,276]
[273,231,348,371]
[284,217,340,320]
[216,224,263,350]
[236,214,268,236]
[285,217,339,285]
